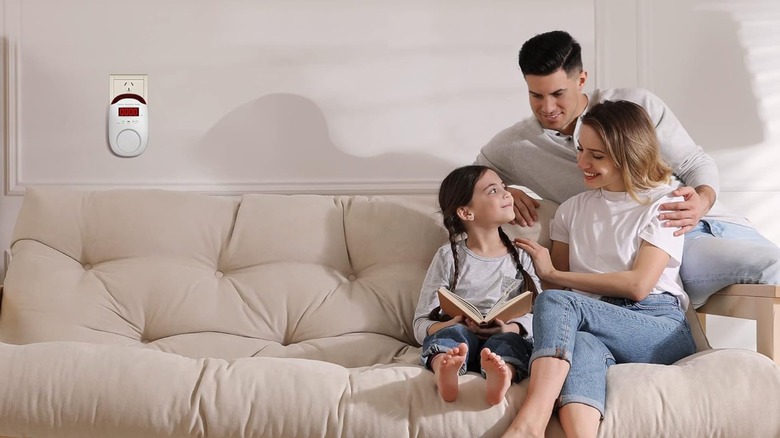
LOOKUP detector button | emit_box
[117,129,141,154]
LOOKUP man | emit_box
[475,30,780,307]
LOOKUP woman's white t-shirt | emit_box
[549,185,688,309]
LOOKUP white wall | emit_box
[2,0,594,195]
[2,0,779,349]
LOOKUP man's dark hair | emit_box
[518,30,583,77]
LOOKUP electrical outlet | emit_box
[109,74,148,102]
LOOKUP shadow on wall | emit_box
[653,5,764,151]
[695,8,764,150]
[683,1,780,195]
[196,93,459,188]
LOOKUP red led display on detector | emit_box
[118,107,139,117]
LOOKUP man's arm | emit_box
[474,148,517,188]
[516,238,671,302]
[632,89,720,231]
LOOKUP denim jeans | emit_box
[529,290,696,416]
[682,220,780,308]
[421,323,533,382]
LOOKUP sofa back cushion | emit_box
[2,187,706,366]
[2,188,470,366]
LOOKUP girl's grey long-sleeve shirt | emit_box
[412,239,542,345]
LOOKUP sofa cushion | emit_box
[0,341,778,438]
[1,188,447,367]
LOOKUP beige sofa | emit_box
[0,187,779,438]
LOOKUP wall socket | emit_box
[109,74,148,102]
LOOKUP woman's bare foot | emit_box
[432,343,468,402]
[482,348,513,405]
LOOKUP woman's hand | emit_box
[514,237,556,280]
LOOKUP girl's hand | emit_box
[427,315,464,336]
[465,319,519,337]
[514,237,556,279]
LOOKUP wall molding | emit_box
[593,0,608,90]
[636,0,653,89]
[2,0,21,196]
[6,180,441,196]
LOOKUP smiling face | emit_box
[576,124,625,192]
[460,169,515,227]
[525,68,587,135]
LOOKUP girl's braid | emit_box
[498,226,538,297]
[443,214,462,291]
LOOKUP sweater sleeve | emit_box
[474,131,522,187]
[412,246,453,345]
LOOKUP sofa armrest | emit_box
[695,284,780,365]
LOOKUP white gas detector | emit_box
[108,93,148,157]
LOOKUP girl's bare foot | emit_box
[501,423,544,438]
[432,343,468,402]
[481,348,513,405]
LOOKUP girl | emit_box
[504,100,697,438]
[413,165,541,405]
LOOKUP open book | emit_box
[437,287,533,326]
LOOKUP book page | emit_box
[484,290,532,322]
[437,288,485,322]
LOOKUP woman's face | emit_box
[576,125,625,192]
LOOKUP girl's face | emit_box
[576,125,625,192]
[462,169,515,226]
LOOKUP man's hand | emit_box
[507,187,540,227]
[658,185,715,236]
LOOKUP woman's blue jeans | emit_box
[421,323,533,382]
[530,290,696,416]
[683,219,780,308]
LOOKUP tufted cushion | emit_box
[1,188,449,366]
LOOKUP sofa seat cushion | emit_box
[0,341,778,438]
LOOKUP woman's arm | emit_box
[515,238,670,301]
[540,240,569,290]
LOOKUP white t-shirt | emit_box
[549,185,688,309]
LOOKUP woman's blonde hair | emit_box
[580,100,672,203]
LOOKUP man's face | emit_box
[525,68,587,135]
